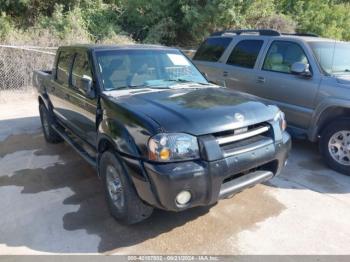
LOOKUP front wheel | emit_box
[99,151,153,224]
[319,119,350,175]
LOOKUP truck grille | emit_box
[213,123,273,157]
[216,124,270,145]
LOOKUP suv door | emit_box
[255,40,321,129]
[193,37,233,85]
[221,39,265,93]
[64,50,97,146]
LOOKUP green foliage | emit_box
[82,2,123,42]
[0,12,14,39]
[0,0,350,46]
[37,4,90,42]
[0,1,133,45]
[0,0,80,25]
[115,0,296,45]
[277,0,350,40]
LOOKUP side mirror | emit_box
[291,62,311,77]
[80,75,95,98]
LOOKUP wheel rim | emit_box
[328,130,350,166]
[106,165,125,209]
[41,110,50,135]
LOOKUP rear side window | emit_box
[56,51,73,84]
[71,52,92,90]
[193,37,232,62]
[227,40,264,68]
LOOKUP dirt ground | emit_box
[1,94,350,255]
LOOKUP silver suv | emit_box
[193,29,350,175]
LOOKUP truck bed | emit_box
[33,70,52,94]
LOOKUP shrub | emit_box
[37,4,91,44]
[1,3,133,46]
[0,13,14,41]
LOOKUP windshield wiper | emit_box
[113,84,172,90]
[166,78,210,85]
[167,78,192,83]
[113,85,147,90]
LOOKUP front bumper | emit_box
[128,131,291,211]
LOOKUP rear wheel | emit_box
[39,104,63,143]
[99,151,153,224]
[319,119,350,175]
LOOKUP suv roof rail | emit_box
[210,29,281,37]
[282,32,319,37]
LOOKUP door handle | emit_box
[223,71,228,77]
[257,76,265,83]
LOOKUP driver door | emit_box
[255,40,321,129]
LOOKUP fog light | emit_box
[176,190,191,206]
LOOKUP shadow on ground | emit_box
[0,116,40,142]
[0,122,210,253]
[265,138,350,194]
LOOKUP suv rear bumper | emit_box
[127,131,291,211]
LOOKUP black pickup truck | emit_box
[33,44,291,224]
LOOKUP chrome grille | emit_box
[216,124,270,146]
[215,123,271,146]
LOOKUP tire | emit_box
[39,104,63,143]
[99,151,153,224]
[319,119,350,175]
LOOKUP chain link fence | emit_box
[0,45,57,92]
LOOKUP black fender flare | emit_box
[38,93,50,109]
[96,118,142,174]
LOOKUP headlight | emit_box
[274,110,287,131]
[148,133,199,162]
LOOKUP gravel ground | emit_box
[0,94,350,255]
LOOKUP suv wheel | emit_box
[39,104,63,143]
[320,119,350,175]
[99,151,153,224]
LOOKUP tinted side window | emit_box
[193,37,232,62]
[263,41,309,74]
[71,52,92,90]
[56,51,73,84]
[227,40,263,68]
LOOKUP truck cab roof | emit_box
[58,44,178,52]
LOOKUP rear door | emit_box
[49,49,75,127]
[193,37,233,86]
[254,40,321,129]
[220,39,266,93]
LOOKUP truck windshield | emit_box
[95,49,208,90]
[309,41,350,75]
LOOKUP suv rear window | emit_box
[193,37,232,62]
[227,40,264,68]
[56,51,73,84]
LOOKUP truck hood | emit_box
[104,87,278,136]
